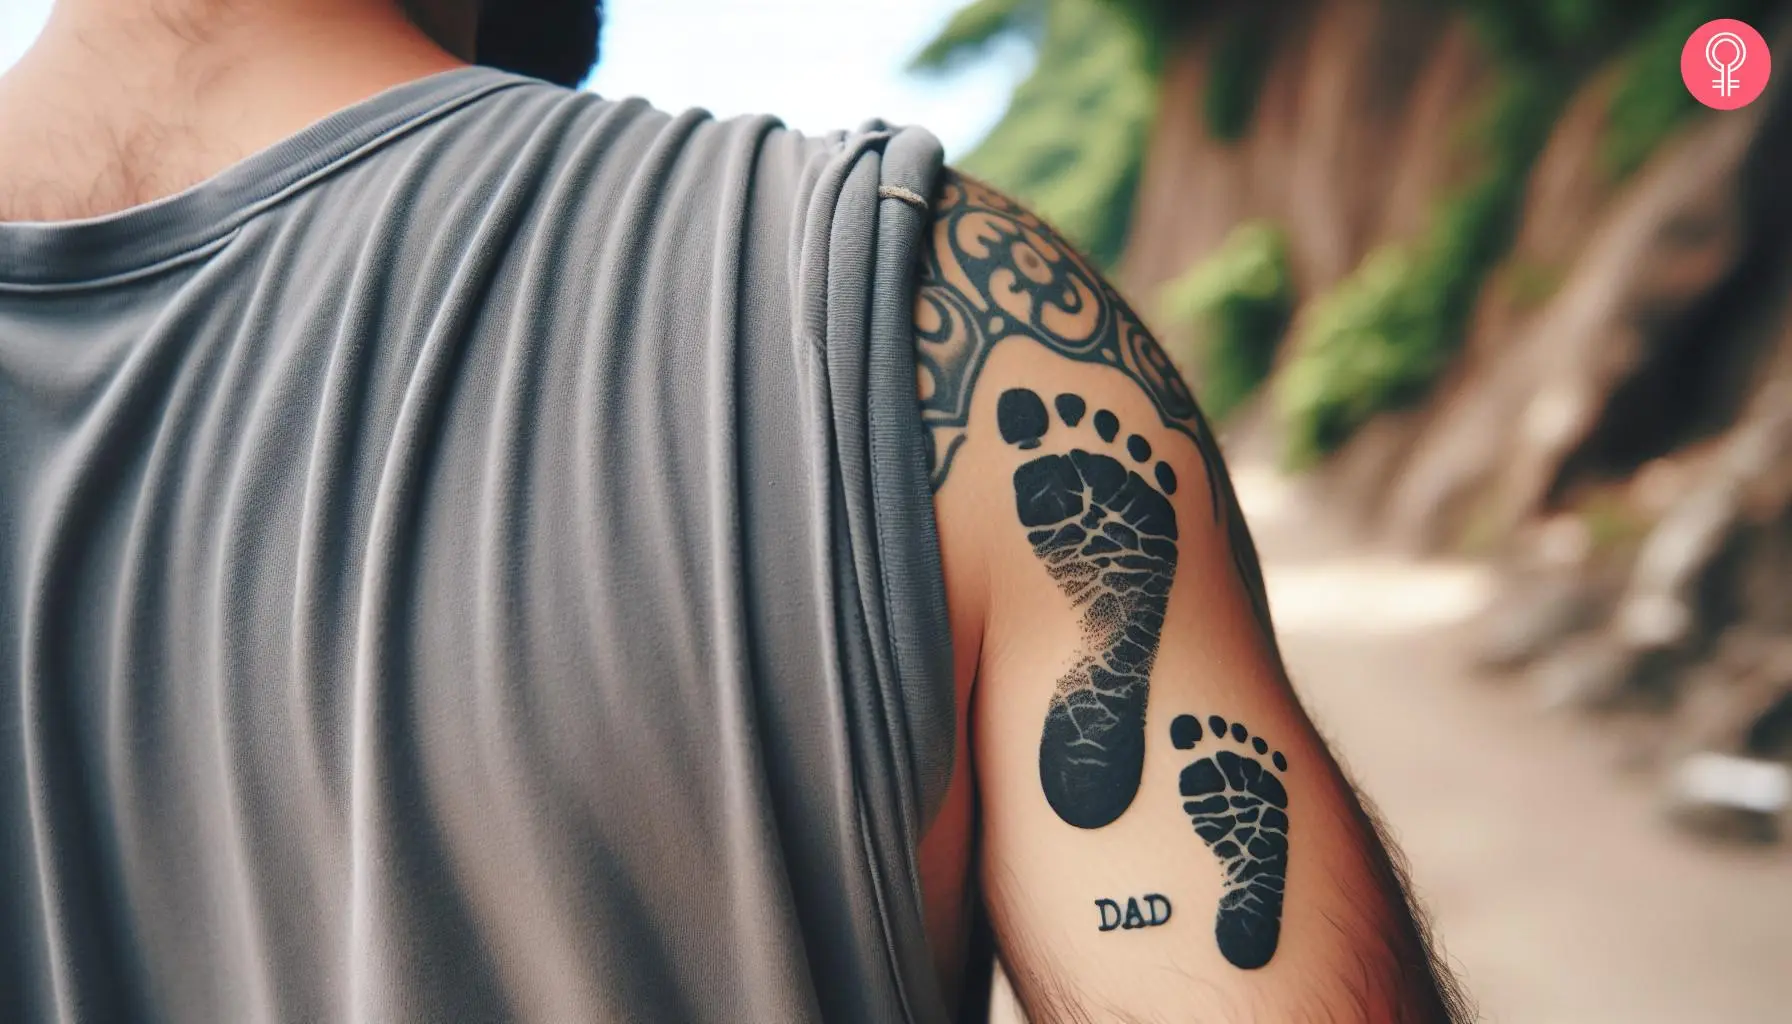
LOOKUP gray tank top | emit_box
[0,68,953,1023]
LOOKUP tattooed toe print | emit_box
[1003,387,1180,830]
[914,174,1206,488]
[1171,713,1290,970]
[915,169,1278,649]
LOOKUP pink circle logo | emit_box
[1682,19,1771,110]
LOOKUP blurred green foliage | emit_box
[1278,246,1430,463]
[1451,0,1770,179]
[921,0,1778,461]
[1204,12,1276,141]
[909,0,1037,74]
[1450,0,1644,59]
[1277,0,1775,464]
[1278,71,1563,464]
[1159,221,1293,422]
[910,0,1160,268]
[1604,0,1771,177]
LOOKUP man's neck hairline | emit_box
[41,0,479,62]
[0,0,479,222]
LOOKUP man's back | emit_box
[0,68,958,1022]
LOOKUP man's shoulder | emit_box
[426,75,939,214]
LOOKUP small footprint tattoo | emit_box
[1171,713,1290,970]
[999,387,1181,830]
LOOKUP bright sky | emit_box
[0,0,1028,160]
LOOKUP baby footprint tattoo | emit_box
[999,386,1181,830]
[1171,713,1291,970]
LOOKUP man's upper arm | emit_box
[918,170,1466,1021]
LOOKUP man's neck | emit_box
[0,1,470,223]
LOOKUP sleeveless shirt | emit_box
[0,67,954,1023]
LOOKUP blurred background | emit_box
[914,4,1792,1020]
[937,4,1792,1021]
[6,1,1792,1019]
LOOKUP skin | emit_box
[0,5,1464,1017]
[920,170,1467,1018]
[0,0,474,222]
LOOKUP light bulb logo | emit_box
[1707,31,1747,97]
[1683,20,1771,111]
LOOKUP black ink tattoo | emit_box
[1006,388,1178,829]
[997,387,1050,449]
[913,170,1278,666]
[1171,713,1291,970]
[914,174,1205,491]
[1095,894,1172,932]
[1053,392,1086,427]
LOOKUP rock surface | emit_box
[1119,1,1792,842]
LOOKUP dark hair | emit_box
[476,1,603,88]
